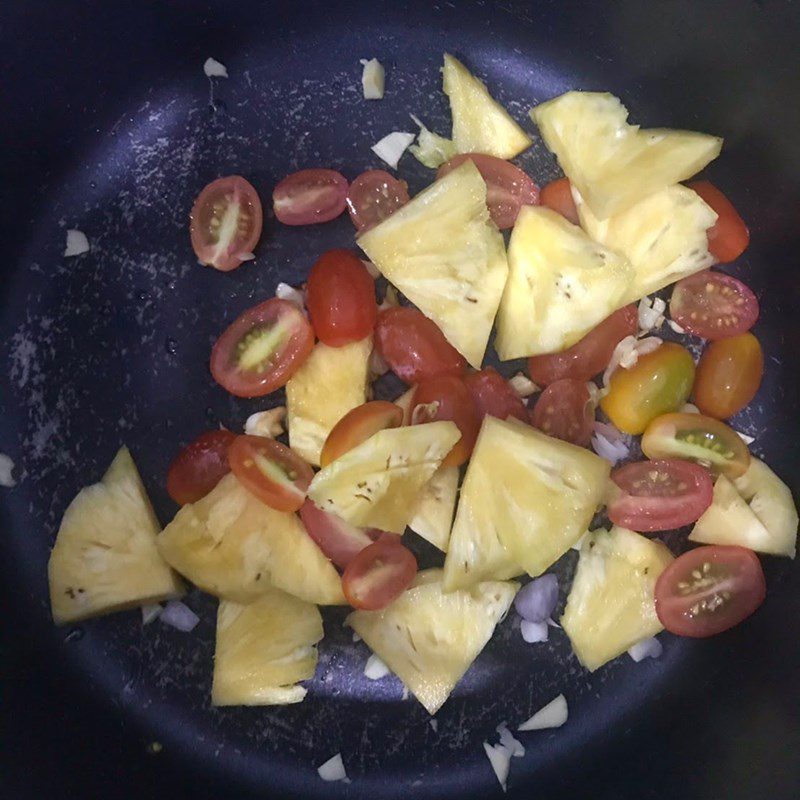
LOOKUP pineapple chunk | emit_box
[444,417,608,591]
[348,569,517,714]
[158,474,345,605]
[212,587,323,706]
[307,422,460,533]
[494,206,633,360]
[48,447,182,624]
[286,336,372,466]
[359,160,508,368]
[575,184,717,303]
[531,91,722,219]
[408,466,459,552]
[442,53,532,159]
[562,526,674,671]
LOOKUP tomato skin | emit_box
[608,459,714,532]
[694,333,763,419]
[346,170,410,232]
[306,249,377,347]
[211,298,315,398]
[374,306,467,384]
[342,538,418,610]
[272,168,348,225]
[688,181,750,263]
[600,343,696,435]
[530,379,594,446]
[540,177,579,225]
[654,545,766,638]
[464,367,528,423]
[166,430,237,505]
[320,401,404,467]
[528,305,638,385]
[299,500,375,569]
[412,375,479,467]
[228,435,314,512]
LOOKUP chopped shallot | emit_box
[369,347,390,378]
[317,753,347,782]
[159,600,199,632]
[360,58,385,100]
[64,229,90,257]
[141,603,162,625]
[275,282,306,311]
[364,654,390,680]
[203,57,228,78]
[637,296,666,332]
[518,694,568,731]
[371,131,415,169]
[514,574,558,623]
[520,620,549,643]
[0,454,16,488]
[244,407,286,438]
[603,336,662,386]
[378,284,400,311]
[628,637,663,662]
[667,319,686,334]
[591,421,630,465]
[509,373,539,398]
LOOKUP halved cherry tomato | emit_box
[641,412,751,478]
[299,500,375,569]
[694,333,763,419]
[464,367,528,423]
[342,538,418,610]
[320,401,403,467]
[375,306,466,384]
[437,154,539,229]
[654,545,766,637]
[190,176,263,271]
[530,379,594,446]
[528,305,638,385]
[272,168,348,226]
[670,271,759,340]
[166,430,236,505]
[228,435,313,512]
[539,177,579,225]
[211,298,314,398]
[688,181,750,263]
[346,170,410,232]
[600,343,696,435]
[608,459,713,532]
[412,375,479,467]
[306,249,377,346]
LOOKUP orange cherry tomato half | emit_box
[306,249,377,347]
[412,375,479,467]
[688,181,750,263]
[539,177,579,225]
[694,333,763,419]
[166,429,236,505]
[346,170,410,232]
[272,168,348,226]
[228,435,314,512]
[320,401,404,467]
[464,367,528,423]
[342,538,418,610]
[210,298,315,398]
[299,500,376,569]
[530,379,594,446]
[654,545,765,637]
[528,305,638,385]
[190,176,263,272]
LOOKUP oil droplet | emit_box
[165,337,178,355]
[89,181,97,189]
[65,627,84,643]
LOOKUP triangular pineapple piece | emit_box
[442,53,532,159]
[48,447,182,624]
[494,205,633,360]
[286,336,372,466]
[359,160,508,368]
[531,91,722,219]
[348,569,518,714]
[408,466,459,552]
[562,526,674,671]
[307,422,460,533]
[157,474,345,605]
[212,587,323,706]
[444,417,608,591]
[575,184,717,303]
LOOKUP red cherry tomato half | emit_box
[539,177,580,225]
[228,435,313,512]
[528,305,638,385]
[412,375,479,467]
[342,538,418,610]
[305,249,377,347]
[530,379,594,446]
[210,298,314,398]
[346,170,410,232]
[688,181,750,263]
[320,401,404,467]
[299,500,375,569]
[654,545,766,637]
[166,430,237,505]
[608,459,714,532]
[190,176,263,271]
[272,168,348,226]
[437,154,539,229]
[670,270,759,340]
[464,367,528,423]
[375,306,467,384]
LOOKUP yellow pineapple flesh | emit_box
[408,466,459,552]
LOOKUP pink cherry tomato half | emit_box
[346,170,410,232]
[272,168,348,225]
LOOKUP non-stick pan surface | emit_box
[1,2,799,799]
